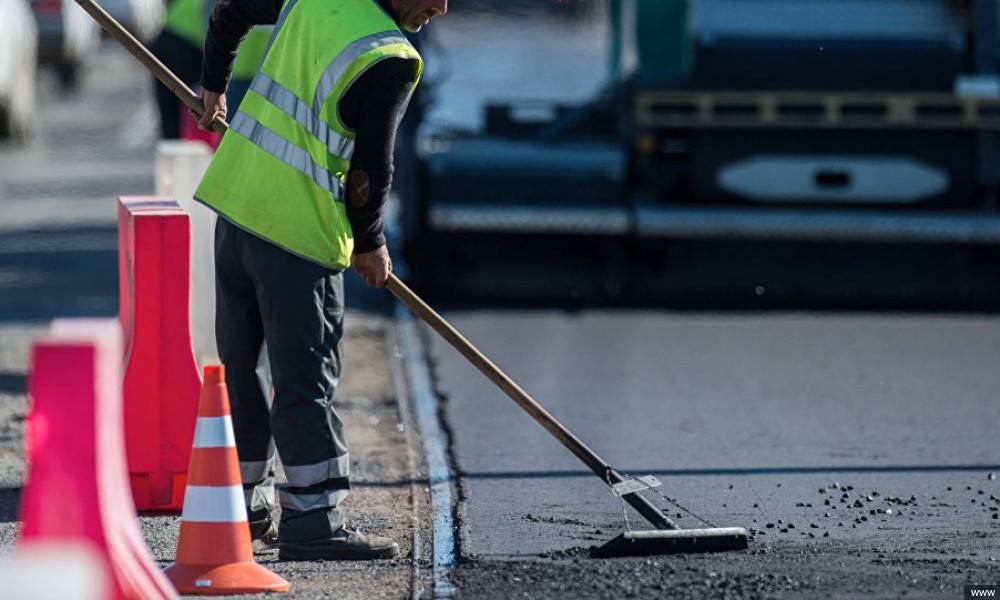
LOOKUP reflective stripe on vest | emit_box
[243,32,408,160]
[313,31,409,109]
[194,0,422,269]
[235,30,413,195]
[248,73,355,159]
[229,112,344,197]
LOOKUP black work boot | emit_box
[249,516,279,552]
[278,527,399,561]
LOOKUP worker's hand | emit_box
[196,89,227,131]
[352,245,392,288]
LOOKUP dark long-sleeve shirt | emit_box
[202,0,417,254]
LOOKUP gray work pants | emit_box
[214,217,349,542]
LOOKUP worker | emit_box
[149,0,210,138]
[193,0,447,561]
[151,0,270,138]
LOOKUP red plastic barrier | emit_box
[118,197,202,512]
[180,103,220,150]
[19,318,179,599]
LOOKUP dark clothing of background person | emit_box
[149,29,203,139]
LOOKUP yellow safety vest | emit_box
[195,0,422,269]
[164,0,271,76]
[233,27,273,80]
[161,0,213,48]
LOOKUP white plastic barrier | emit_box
[154,140,218,365]
[0,542,109,600]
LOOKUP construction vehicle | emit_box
[398,0,1000,303]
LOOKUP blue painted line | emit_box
[387,334,423,600]
[395,303,457,598]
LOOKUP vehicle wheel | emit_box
[0,101,30,142]
[0,104,11,139]
[57,62,82,93]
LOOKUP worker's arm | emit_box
[198,0,281,128]
[345,58,420,287]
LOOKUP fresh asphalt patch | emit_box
[454,530,997,600]
[427,310,1000,598]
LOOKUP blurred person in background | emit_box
[149,0,209,138]
[194,0,447,561]
[151,0,269,138]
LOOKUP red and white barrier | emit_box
[15,318,178,600]
[179,98,220,151]
[0,541,110,600]
[118,197,202,512]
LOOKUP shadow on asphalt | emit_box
[464,463,1000,480]
[0,488,20,523]
[0,225,395,324]
[0,226,118,323]
[0,373,25,395]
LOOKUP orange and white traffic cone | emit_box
[163,365,289,595]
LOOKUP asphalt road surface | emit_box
[418,16,1000,598]
[427,310,1000,598]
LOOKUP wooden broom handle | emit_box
[72,0,229,134]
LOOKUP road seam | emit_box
[394,303,457,598]
[388,329,425,600]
